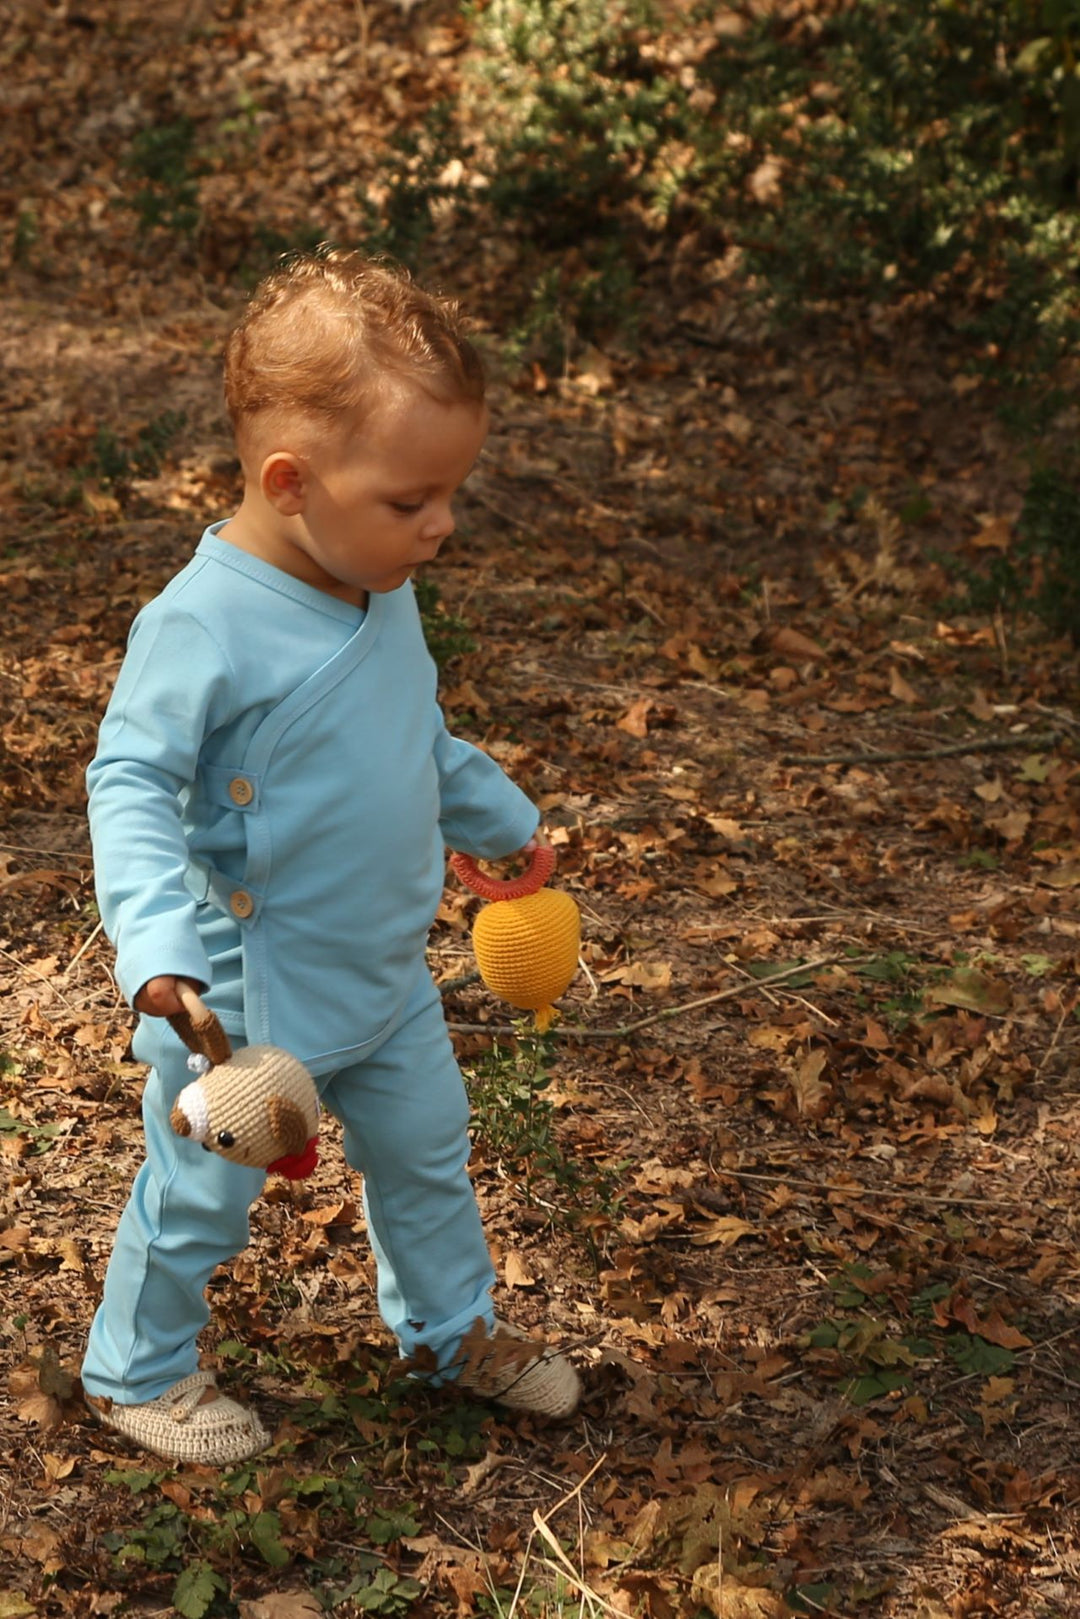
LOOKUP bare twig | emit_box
[448,956,854,1040]
[64,918,103,976]
[720,1166,1033,1210]
[780,731,1061,767]
[1035,1001,1073,1080]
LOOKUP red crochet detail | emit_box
[450,844,556,901]
[268,1136,319,1180]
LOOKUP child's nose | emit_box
[423,503,455,544]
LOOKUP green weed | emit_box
[414,575,476,667]
[465,1029,621,1242]
[358,103,464,263]
[125,119,204,237]
[0,1105,61,1155]
[12,205,38,264]
[958,463,1080,643]
[89,411,187,495]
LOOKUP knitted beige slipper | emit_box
[87,1370,271,1465]
[453,1317,581,1419]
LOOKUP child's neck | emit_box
[222,503,368,611]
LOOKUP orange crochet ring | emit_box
[449,844,556,901]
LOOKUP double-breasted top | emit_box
[87,526,539,1075]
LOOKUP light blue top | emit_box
[87,525,539,1074]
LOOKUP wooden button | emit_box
[230,889,254,919]
[229,777,254,807]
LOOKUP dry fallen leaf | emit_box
[689,1216,757,1248]
[504,1251,536,1288]
[607,959,672,991]
[1037,859,1080,889]
[690,1566,785,1618]
[888,665,920,704]
[616,697,652,737]
[238,1597,323,1619]
[8,1346,75,1432]
[790,1047,831,1117]
[770,625,823,662]
[926,968,1012,1016]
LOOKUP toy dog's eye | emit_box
[216,1130,235,1148]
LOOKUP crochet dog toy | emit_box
[167,987,320,1179]
[449,845,580,1030]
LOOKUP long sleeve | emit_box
[87,607,236,1006]
[434,709,539,859]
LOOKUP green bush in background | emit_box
[360,1,1080,359]
[960,464,1080,643]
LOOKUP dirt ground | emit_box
[2,4,1080,1617]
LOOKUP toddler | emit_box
[82,249,580,1465]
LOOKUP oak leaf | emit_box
[769,625,823,662]
[689,1216,756,1248]
[690,1566,784,1618]
[8,1346,75,1432]
[504,1251,536,1288]
[926,968,1012,1016]
[238,1598,322,1619]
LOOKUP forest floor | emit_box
[2,4,1080,1618]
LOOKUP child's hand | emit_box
[521,827,550,853]
[135,975,204,1017]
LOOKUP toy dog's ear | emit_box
[170,1104,192,1138]
[267,1096,309,1156]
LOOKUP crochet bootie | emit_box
[453,1317,581,1419]
[87,1370,271,1465]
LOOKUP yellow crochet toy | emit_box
[167,987,320,1179]
[449,845,580,1030]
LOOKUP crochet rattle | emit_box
[167,986,320,1179]
[449,845,580,1030]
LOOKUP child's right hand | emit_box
[134,976,204,1017]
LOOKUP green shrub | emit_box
[464,0,691,243]
[125,119,204,236]
[356,0,1080,389]
[962,464,1080,642]
[696,0,1080,353]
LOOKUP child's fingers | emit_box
[134,975,201,1017]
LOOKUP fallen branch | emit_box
[721,1166,1031,1210]
[780,731,1062,767]
[447,955,850,1040]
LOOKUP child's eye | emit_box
[391,501,423,515]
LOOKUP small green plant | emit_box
[465,0,690,243]
[466,1029,620,1236]
[358,103,464,263]
[125,118,204,237]
[172,1561,227,1619]
[89,411,187,494]
[0,1105,61,1155]
[12,204,38,264]
[959,464,1080,643]
[414,575,476,666]
[334,1566,422,1615]
[961,849,1001,870]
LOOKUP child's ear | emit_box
[261,452,306,516]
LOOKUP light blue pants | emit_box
[82,972,496,1404]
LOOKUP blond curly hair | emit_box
[224,247,485,457]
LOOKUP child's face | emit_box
[293,383,488,600]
